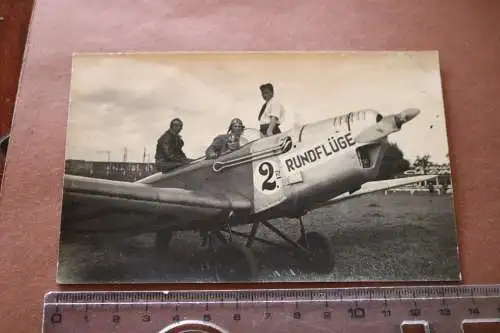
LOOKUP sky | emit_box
[65,51,451,164]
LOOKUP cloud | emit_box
[65,52,450,164]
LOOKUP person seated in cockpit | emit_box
[155,118,192,172]
[205,118,245,159]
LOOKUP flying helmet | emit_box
[227,118,245,135]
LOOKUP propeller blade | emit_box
[394,107,421,128]
[354,108,421,143]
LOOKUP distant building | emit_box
[65,159,156,182]
[390,162,453,195]
[403,163,451,176]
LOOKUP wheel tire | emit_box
[297,231,334,274]
[213,244,259,282]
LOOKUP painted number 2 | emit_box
[259,162,276,191]
[254,160,281,194]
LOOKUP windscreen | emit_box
[238,128,263,146]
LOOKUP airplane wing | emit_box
[311,175,439,210]
[62,174,251,233]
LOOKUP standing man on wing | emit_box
[257,83,286,136]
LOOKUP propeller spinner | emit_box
[354,108,421,143]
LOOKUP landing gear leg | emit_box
[298,217,308,247]
[245,221,260,247]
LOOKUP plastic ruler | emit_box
[42,285,500,332]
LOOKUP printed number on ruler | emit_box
[43,285,500,333]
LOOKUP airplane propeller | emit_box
[354,108,421,143]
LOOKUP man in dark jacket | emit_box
[155,118,191,172]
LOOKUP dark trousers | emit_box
[260,124,281,136]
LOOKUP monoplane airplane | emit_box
[60,107,437,281]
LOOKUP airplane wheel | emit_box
[213,244,258,282]
[297,231,334,274]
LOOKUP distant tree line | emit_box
[412,154,432,173]
[376,143,410,180]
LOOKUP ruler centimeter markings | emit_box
[43,285,500,333]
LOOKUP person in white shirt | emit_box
[257,83,285,136]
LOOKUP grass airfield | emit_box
[58,192,461,284]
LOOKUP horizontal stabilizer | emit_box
[312,174,439,209]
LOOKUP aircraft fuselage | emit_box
[60,107,421,238]
[143,109,389,227]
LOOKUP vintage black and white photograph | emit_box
[57,51,461,284]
